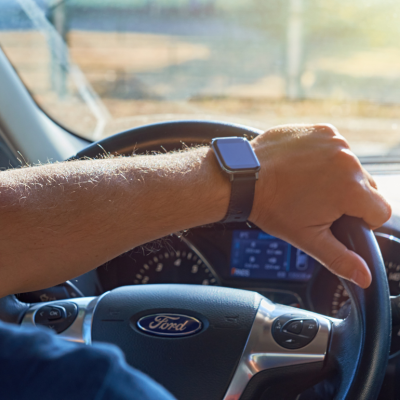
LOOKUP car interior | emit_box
[1,1,400,399]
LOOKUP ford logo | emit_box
[137,313,202,337]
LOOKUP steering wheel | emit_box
[0,121,391,399]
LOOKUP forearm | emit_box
[0,148,229,296]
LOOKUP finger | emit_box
[364,170,378,190]
[367,187,392,229]
[346,181,392,230]
[304,228,372,288]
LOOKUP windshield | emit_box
[0,0,399,156]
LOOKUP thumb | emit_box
[303,228,372,289]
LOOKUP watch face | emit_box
[213,137,260,172]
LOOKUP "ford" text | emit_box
[149,316,189,331]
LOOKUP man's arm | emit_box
[0,147,230,296]
[0,124,391,297]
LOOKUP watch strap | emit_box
[221,174,257,223]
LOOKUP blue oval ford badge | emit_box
[137,313,202,337]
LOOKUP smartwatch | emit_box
[211,137,261,223]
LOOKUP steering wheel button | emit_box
[272,314,321,349]
[35,305,66,323]
[284,320,303,334]
[280,337,303,349]
[35,306,53,323]
[34,302,78,334]
[302,319,319,339]
[48,307,64,320]
[274,319,282,330]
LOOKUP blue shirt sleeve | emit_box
[0,321,176,400]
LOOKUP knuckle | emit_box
[335,136,351,150]
[328,252,350,278]
[314,123,351,150]
[314,123,341,138]
[314,123,338,134]
[335,147,360,170]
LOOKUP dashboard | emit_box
[97,225,315,308]
[95,224,400,316]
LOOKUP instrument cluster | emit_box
[97,236,219,291]
[96,225,318,304]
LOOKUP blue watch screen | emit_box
[216,138,259,170]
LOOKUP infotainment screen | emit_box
[230,230,315,282]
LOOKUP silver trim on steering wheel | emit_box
[223,298,331,400]
[21,296,101,344]
[21,295,331,399]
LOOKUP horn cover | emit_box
[92,284,262,400]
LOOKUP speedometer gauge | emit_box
[97,236,219,291]
[330,284,349,317]
[330,233,400,317]
[131,246,217,286]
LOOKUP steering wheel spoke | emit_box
[20,292,334,399]
[224,300,332,399]
[21,296,100,344]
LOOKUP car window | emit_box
[0,0,399,156]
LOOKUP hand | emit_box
[249,124,392,288]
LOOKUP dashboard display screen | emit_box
[230,230,315,282]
